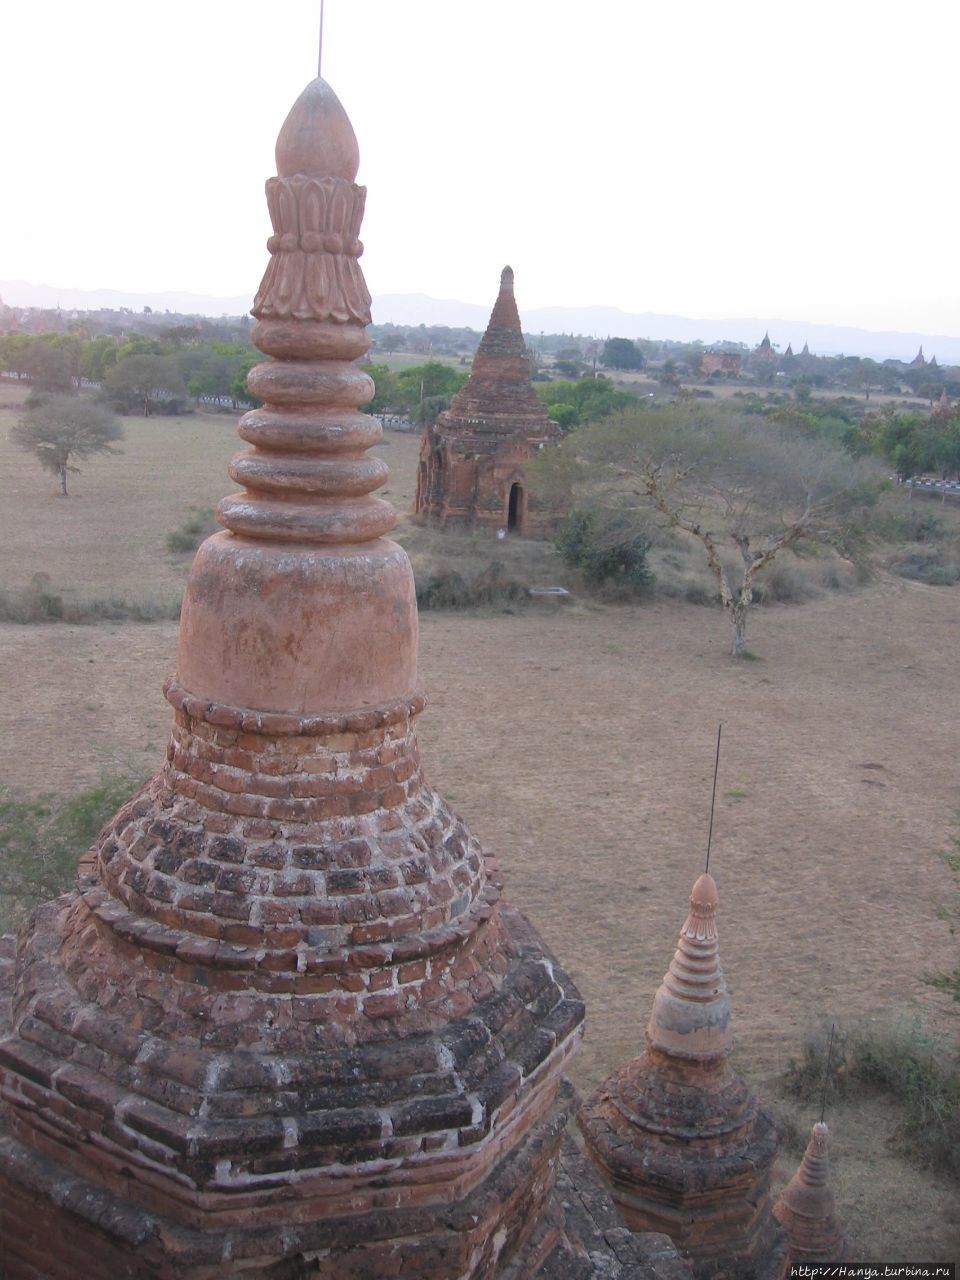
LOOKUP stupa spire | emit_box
[774,1121,848,1263]
[580,870,787,1277]
[647,872,732,1060]
[176,76,413,715]
[0,72,588,1280]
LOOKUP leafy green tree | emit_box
[553,346,586,379]
[230,354,267,408]
[0,334,33,380]
[394,361,466,410]
[80,336,119,384]
[22,341,75,393]
[537,376,635,429]
[11,395,124,496]
[358,363,400,415]
[545,402,578,431]
[601,337,645,371]
[179,351,236,404]
[105,354,185,416]
[556,508,653,596]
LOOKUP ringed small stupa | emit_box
[773,1121,848,1264]
[414,266,564,537]
[0,75,596,1279]
[579,872,787,1278]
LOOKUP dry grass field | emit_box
[1,380,958,1261]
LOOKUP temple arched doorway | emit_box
[507,482,524,533]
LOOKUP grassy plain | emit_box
[1,379,958,1260]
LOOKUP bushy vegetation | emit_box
[166,508,219,553]
[358,360,467,422]
[0,330,265,417]
[536,375,637,431]
[785,1020,960,1180]
[925,819,960,1004]
[853,402,960,482]
[415,560,530,611]
[0,574,180,624]
[0,771,145,931]
[555,509,653,599]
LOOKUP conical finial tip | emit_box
[690,872,719,909]
[500,266,515,290]
[275,77,360,181]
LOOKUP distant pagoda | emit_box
[414,266,563,537]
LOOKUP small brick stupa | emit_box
[414,267,563,537]
[0,77,589,1279]
[579,873,787,1279]
[773,1121,848,1264]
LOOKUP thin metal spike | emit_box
[704,724,722,875]
[318,0,325,78]
[820,1023,836,1124]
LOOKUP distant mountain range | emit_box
[2,278,957,365]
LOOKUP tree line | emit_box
[0,331,264,415]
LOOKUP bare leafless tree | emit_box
[541,406,882,657]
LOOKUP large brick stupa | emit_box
[0,77,601,1279]
[414,267,564,537]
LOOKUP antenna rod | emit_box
[820,1023,836,1123]
[704,724,722,875]
[318,0,325,77]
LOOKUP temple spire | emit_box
[177,75,413,715]
[774,1121,848,1263]
[646,872,732,1060]
[579,869,786,1276]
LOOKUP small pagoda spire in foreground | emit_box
[579,872,787,1278]
[774,1121,848,1264]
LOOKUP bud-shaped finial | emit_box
[275,78,359,180]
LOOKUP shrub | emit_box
[925,821,960,1005]
[0,771,146,931]
[887,548,960,586]
[0,576,181,624]
[167,508,219,553]
[555,509,654,599]
[785,1019,959,1179]
[755,563,821,604]
[416,560,529,611]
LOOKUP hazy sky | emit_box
[2,0,957,334]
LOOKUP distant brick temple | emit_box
[700,351,742,379]
[415,267,563,537]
